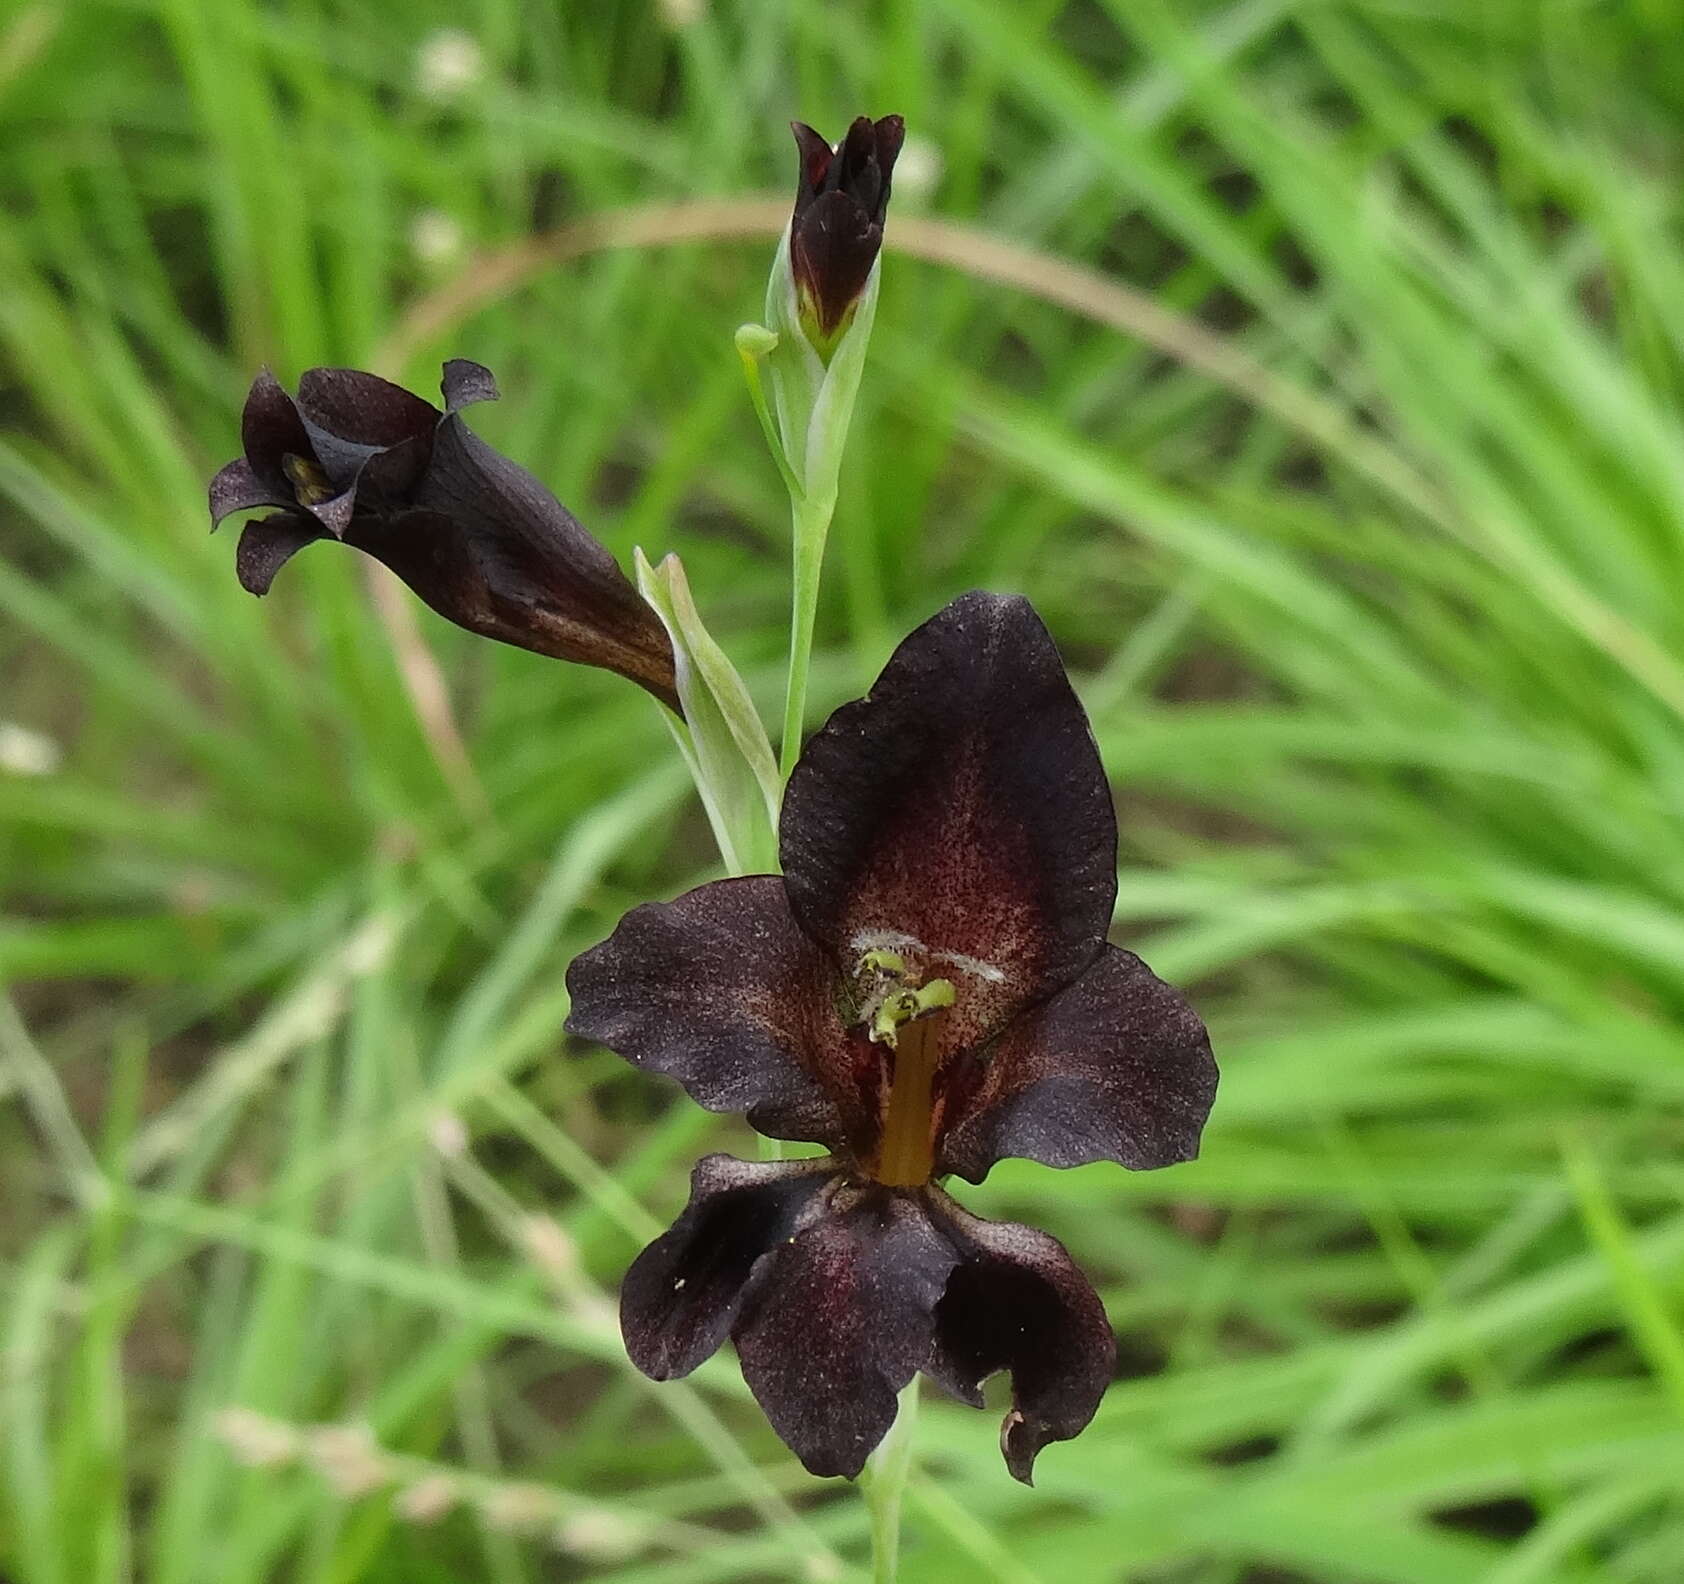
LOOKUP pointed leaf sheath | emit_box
[924,1189,1116,1484]
[780,590,1118,1052]
[208,361,679,710]
[939,944,1218,1182]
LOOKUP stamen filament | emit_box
[873,1011,942,1187]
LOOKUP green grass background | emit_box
[5,0,1684,1578]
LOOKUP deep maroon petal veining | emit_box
[781,591,1118,1053]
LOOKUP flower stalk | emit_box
[862,1380,920,1584]
[781,487,834,780]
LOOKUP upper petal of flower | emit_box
[565,876,868,1152]
[780,591,1118,1053]
[237,368,315,493]
[295,366,441,448]
[937,944,1217,1182]
[619,1154,840,1381]
[292,367,443,501]
[732,1183,959,1479]
[923,1188,1116,1485]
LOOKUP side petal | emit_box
[621,1154,839,1380]
[441,358,499,411]
[938,944,1217,1183]
[209,457,289,527]
[564,877,861,1151]
[733,1186,959,1478]
[790,120,834,208]
[781,591,1118,1051]
[923,1189,1115,1485]
[388,414,679,709]
[235,513,326,596]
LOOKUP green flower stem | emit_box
[780,488,835,781]
[863,1380,920,1584]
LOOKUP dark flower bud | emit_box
[208,360,679,711]
[788,115,904,352]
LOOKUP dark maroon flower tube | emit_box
[788,115,905,349]
[208,361,679,711]
[567,592,1218,1481]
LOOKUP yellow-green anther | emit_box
[282,453,336,507]
[857,949,906,979]
[867,977,954,1046]
[912,978,955,1015]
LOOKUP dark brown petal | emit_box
[923,1189,1115,1485]
[239,368,314,488]
[387,412,678,709]
[870,115,906,203]
[781,591,1118,1053]
[733,1186,959,1478]
[235,512,327,596]
[833,115,892,218]
[937,944,1217,1183]
[441,358,499,411]
[564,877,861,1151]
[294,366,440,448]
[350,435,432,503]
[790,192,882,338]
[301,487,359,537]
[790,121,834,207]
[620,1155,840,1381]
[208,457,288,527]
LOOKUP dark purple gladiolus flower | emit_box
[566,592,1217,1482]
[788,115,905,348]
[208,360,679,711]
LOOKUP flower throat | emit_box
[855,949,955,1188]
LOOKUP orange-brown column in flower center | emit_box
[872,1009,945,1187]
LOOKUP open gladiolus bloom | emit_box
[567,592,1218,1481]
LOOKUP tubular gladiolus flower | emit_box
[566,592,1217,1481]
[788,115,904,354]
[209,360,679,711]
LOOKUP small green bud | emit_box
[734,323,780,360]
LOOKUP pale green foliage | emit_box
[634,548,780,876]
